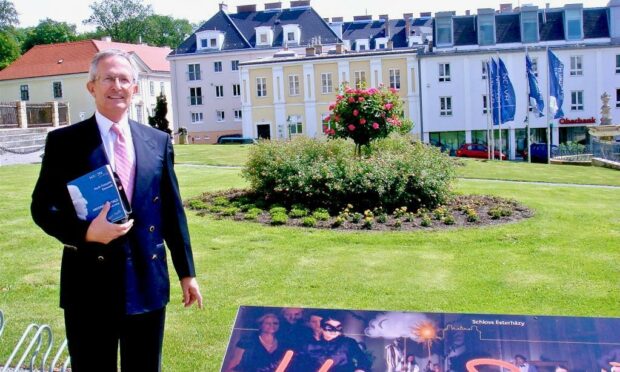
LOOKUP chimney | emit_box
[265,2,282,10]
[332,16,344,22]
[101,36,112,42]
[465,10,470,16]
[500,3,513,13]
[353,15,372,21]
[387,40,394,50]
[420,12,431,18]
[315,44,323,55]
[237,4,257,12]
[335,43,344,54]
[546,3,550,8]
[404,14,411,45]
[290,0,311,8]
[219,2,228,12]
[306,46,316,57]
[379,14,389,20]
[380,15,390,39]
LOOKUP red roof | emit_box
[0,39,171,81]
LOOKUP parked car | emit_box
[522,143,558,163]
[217,136,257,144]
[456,143,507,160]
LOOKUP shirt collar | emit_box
[95,110,130,136]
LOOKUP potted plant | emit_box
[177,127,188,144]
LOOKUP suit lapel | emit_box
[129,120,158,208]
[84,116,109,170]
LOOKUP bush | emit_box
[443,214,455,225]
[289,208,308,218]
[302,217,317,227]
[421,214,432,227]
[188,199,209,210]
[270,212,288,225]
[213,196,230,207]
[269,207,287,215]
[243,135,455,212]
[244,211,260,220]
[312,209,330,221]
[221,207,240,216]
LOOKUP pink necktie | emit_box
[111,123,135,203]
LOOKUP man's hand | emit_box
[180,277,203,309]
[85,202,133,244]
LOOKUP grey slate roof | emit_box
[341,19,410,49]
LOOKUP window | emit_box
[216,110,225,122]
[200,39,208,48]
[287,32,295,42]
[377,43,386,49]
[234,109,242,121]
[233,84,241,97]
[616,89,620,108]
[359,44,367,51]
[436,17,453,45]
[321,113,332,130]
[571,91,584,111]
[256,77,267,97]
[53,82,62,99]
[215,85,224,98]
[481,62,488,80]
[565,8,583,40]
[191,112,203,123]
[210,38,217,48]
[189,87,202,105]
[521,11,538,43]
[260,33,268,44]
[477,14,495,45]
[149,81,155,96]
[288,115,303,135]
[354,71,366,88]
[440,96,452,116]
[616,55,620,74]
[188,64,201,81]
[288,75,300,96]
[214,61,223,72]
[231,60,239,71]
[20,85,29,101]
[439,63,451,82]
[321,73,333,94]
[570,56,583,76]
[389,69,401,90]
[482,95,489,114]
[160,82,165,94]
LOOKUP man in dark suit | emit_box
[31,49,202,371]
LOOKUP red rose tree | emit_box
[324,85,405,154]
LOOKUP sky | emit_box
[15,0,609,32]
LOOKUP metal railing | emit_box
[26,104,53,128]
[591,138,620,162]
[0,103,18,129]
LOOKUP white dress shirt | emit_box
[95,111,136,172]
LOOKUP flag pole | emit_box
[546,46,551,164]
[486,60,492,160]
[525,47,532,163]
[497,52,502,161]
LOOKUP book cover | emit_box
[67,164,130,223]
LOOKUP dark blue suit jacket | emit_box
[31,116,196,315]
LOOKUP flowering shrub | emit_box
[324,85,407,152]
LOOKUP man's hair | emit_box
[88,49,139,83]
[515,354,527,361]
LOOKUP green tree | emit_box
[83,0,152,43]
[148,92,171,135]
[142,15,192,49]
[0,0,19,30]
[21,19,78,52]
[0,30,20,69]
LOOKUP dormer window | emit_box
[196,30,225,50]
[564,5,583,41]
[355,39,369,51]
[435,13,453,46]
[477,10,496,46]
[374,37,388,50]
[256,26,274,47]
[520,6,539,43]
[282,24,301,45]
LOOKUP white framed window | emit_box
[149,81,155,96]
[354,71,366,88]
[210,38,217,47]
[256,77,267,97]
[189,87,202,105]
[616,55,620,74]
[234,109,242,121]
[481,62,488,80]
[321,112,332,130]
[571,91,584,111]
[19,84,30,101]
[260,33,268,44]
[287,32,295,42]
[389,69,401,90]
[288,115,303,135]
[214,61,223,72]
[436,16,453,46]
[53,81,63,99]
[570,56,583,76]
[188,63,201,81]
[233,84,241,97]
[288,75,300,96]
[231,60,239,71]
[565,7,583,41]
[216,110,225,122]
[616,89,620,108]
[321,73,333,94]
[477,13,495,45]
[440,96,452,116]
[215,85,224,98]
[439,63,451,82]
[191,112,203,123]
[482,95,489,114]
[521,10,539,43]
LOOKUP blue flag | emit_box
[498,58,516,124]
[488,59,500,126]
[548,49,564,119]
[526,54,545,117]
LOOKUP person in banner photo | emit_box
[31,49,202,372]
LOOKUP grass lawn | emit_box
[0,146,618,371]
[174,144,249,167]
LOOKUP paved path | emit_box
[0,149,44,166]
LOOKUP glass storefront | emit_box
[559,126,590,145]
[429,131,466,156]
[515,128,547,157]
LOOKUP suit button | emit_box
[152,254,158,260]
[97,256,105,262]
[153,196,159,203]
[149,226,155,232]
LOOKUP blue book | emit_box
[66,165,130,223]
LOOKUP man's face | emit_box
[282,308,303,324]
[86,55,137,121]
[309,315,322,333]
[515,357,526,366]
